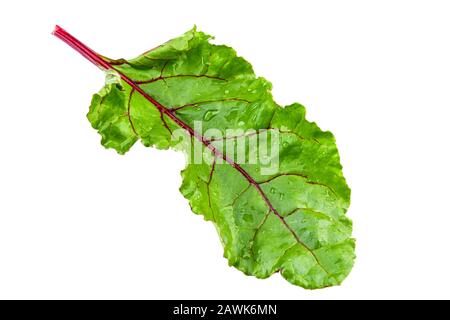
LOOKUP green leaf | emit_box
[55,26,355,289]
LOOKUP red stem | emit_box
[52,26,111,70]
[52,26,324,267]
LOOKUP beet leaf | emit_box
[53,26,355,289]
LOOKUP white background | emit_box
[1,0,449,299]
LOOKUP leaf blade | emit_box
[55,26,355,289]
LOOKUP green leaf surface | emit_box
[79,27,354,289]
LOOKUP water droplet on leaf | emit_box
[104,69,121,84]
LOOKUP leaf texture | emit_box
[55,26,355,289]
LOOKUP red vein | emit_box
[231,183,251,206]
[206,159,217,222]
[278,129,309,143]
[160,113,173,134]
[158,60,169,86]
[53,26,327,272]
[257,172,336,196]
[160,60,169,76]
[141,45,163,56]
[107,58,131,66]
[142,55,177,61]
[257,172,309,184]
[250,209,270,255]
[211,129,265,142]
[285,207,338,224]
[136,73,227,85]
[109,56,173,66]
[171,98,250,112]
[305,180,337,196]
[127,88,138,135]
[209,128,317,144]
